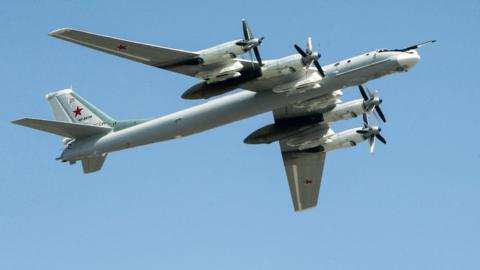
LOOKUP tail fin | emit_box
[12,89,119,174]
[45,89,114,127]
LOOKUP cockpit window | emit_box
[377,48,389,53]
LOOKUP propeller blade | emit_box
[375,106,387,123]
[294,44,307,57]
[364,113,370,126]
[313,60,325,77]
[369,136,376,153]
[375,134,387,144]
[248,50,254,63]
[356,129,368,134]
[253,47,263,66]
[362,113,368,126]
[359,85,368,100]
[372,110,382,123]
[240,20,263,68]
[242,19,253,40]
[306,37,313,55]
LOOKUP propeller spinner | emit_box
[294,37,325,77]
[359,85,386,123]
[357,113,387,153]
[236,19,264,67]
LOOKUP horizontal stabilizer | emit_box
[12,118,111,138]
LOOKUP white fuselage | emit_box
[61,49,419,161]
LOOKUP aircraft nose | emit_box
[396,50,420,69]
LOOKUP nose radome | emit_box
[396,50,420,69]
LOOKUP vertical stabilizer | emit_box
[45,89,114,127]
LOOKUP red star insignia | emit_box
[73,106,83,116]
[304,179,313,185]
[117,44,127,50]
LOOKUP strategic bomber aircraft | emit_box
[12,20,434,211]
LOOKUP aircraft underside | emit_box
[12,19,434,211]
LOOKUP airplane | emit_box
[12,20,435,211]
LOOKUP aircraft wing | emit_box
[274,103,331,212]
[49,28,258,77]
[279,142,326,212]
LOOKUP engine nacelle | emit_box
[244,114,324,144]
[272,77,321,95]
[294,90,343,111]
[197,40,246,65]
[287,127,365,151]
[62,137,75,145]
[182,66,262,99]
[261,54,304,79]
[198,52,236,65]
[196,61,244,83]
[321,131,361,152]
[322,99,366,123]
[284,127,334,150]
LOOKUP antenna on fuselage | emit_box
[391,40,437,52]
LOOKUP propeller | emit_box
[356,115,387,153]
[359,84,386,123]
[389,40,436,52]
[236,19,264,67]
[294,37,325,77]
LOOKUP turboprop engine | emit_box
[322,99,365,122]
[285,123,386,152]
[195,19,264,67]
[244,88,386,144]
[243,101,368,145]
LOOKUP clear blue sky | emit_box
[1,1,479,269]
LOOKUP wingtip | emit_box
[294,205,317,212]
[11,118,26,125]
[49,28,72,37]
